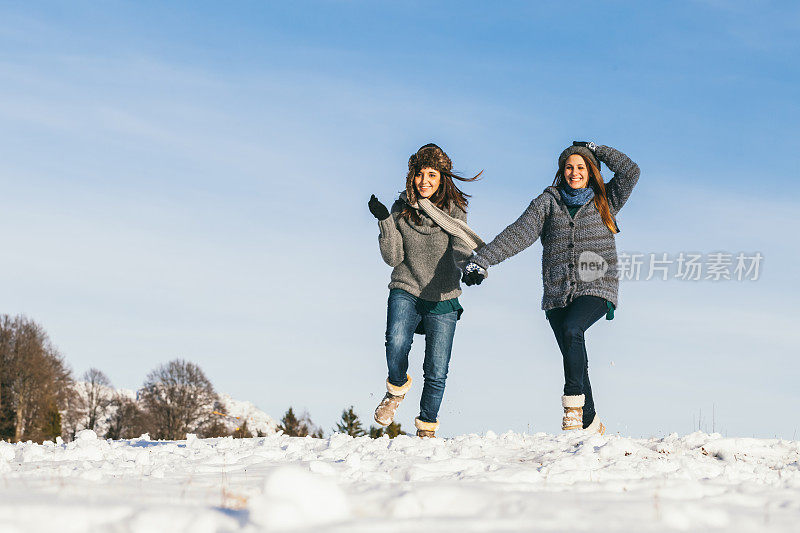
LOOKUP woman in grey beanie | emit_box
[367,143,482,438]
[462,141,640,435]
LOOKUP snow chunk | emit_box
[76,429,98,443]
[249,466,349,529]
[0,442,15,463]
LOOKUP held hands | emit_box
[462,262,487,286]
[368,195,390,220]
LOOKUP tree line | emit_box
[1,314,404,443]
[277,405,405,439]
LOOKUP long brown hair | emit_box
[401,143,482,225]
[552,154,618,234]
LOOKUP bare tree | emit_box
[62,368,115,441]
[0,315,73,443]
[80,368,114,431]
[138,359,220,440]
[61,384,84,441]
[0,315,15,439]
[201,406,233,438]
[104,393,151,440]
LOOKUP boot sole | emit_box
[373,413,392,427]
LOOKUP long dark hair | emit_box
[401,143,482,225]
[552,154,618,234]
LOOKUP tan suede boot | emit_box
[414,417,439,438]
[585,414,606,435]
[374,375,412,427]
[562,394,585,431]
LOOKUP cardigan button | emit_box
[568,263,574,269]
[568,243,574,248]
[569,222,575,228]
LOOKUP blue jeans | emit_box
[546,295,608,428]
[385,290,458,423]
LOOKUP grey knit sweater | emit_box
[472,145,640,310]
[378,199,473,301]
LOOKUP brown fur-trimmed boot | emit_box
[584,414,606,435]
[374,375,412,427]
[414,417,439,438]
[562,394,585,431]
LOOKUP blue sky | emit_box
[1,1,799,439]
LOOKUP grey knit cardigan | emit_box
[472,145,640,310]
[378,199,473,301]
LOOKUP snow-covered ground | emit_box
[1,430,798,532]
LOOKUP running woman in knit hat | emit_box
[367,143,483,438]
[462,141,640,434]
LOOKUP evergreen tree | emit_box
[41,404,62,441]
[384,421,405,438]
[278,407,306,436]
[369,422,404,439]
[278,407,324,437]
[335,406,366,437]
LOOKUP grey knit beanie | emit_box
[558,145,601,171]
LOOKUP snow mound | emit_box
[217,393,278,436]
[1,431,798,532]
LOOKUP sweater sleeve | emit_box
[596,144,640,214]
[449,206,474,269]
[471,193,550,270]
[377,201,404,267]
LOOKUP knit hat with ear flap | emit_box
[558,145,601,173]
[406,143,452,206]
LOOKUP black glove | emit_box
[462,271,484,286]
[368,195,390,220]
[461,263,486,286]
[572,141,597,152]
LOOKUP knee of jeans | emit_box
[561,324,585,343]
[423,367,448,384]
[385,330,412,351]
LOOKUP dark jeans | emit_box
[385,290,458,423]
[546,295,608,428]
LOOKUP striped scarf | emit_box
[406,195,485,251]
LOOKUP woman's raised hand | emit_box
[368,195,390,220]
[462,262,487,286]
[572,141,597,152]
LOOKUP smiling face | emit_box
[563,154,590,189]
[414,167,441,198]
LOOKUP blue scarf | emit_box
[558,184,595,207]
